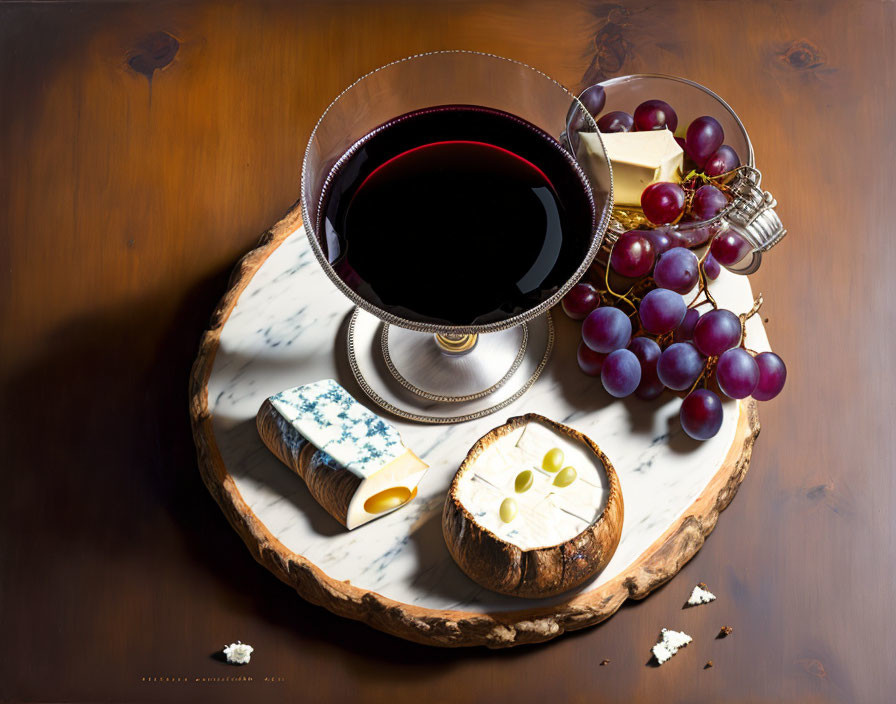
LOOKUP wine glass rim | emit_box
[299,49,613,335]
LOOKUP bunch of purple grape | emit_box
[563,249,786,441]
[560,84,786,441]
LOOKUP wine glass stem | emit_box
[434,332,478,356]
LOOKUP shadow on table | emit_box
[0,259,677,680]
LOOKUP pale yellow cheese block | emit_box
[580,129,683,207]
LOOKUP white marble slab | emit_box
[208,226,769,614]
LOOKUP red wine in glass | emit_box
[318,105,595,327]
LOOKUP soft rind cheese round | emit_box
[442,414,623,599]
[454,421,609,550]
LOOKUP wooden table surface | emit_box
[1,1,892,702]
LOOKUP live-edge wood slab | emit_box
[189,201,761,648]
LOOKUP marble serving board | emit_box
[193,208,768,647]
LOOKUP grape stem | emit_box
[687,247,718,311]
[686,355,717,396]
[682,168,739,196]
[739,294,763,344]
[602,256,639,315]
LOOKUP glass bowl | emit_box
[583,73,785,274]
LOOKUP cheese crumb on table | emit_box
[686,583,717,606]
[223,641,254,665]
[651,628,692,665]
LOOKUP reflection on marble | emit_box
[208,227,770,614]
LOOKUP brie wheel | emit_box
[454,421,609,549]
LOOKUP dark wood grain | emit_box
[1,1,892,701]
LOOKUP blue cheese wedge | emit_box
[652,628,692,665]
[256,379,428,529]
[687,583,717,606]
[580,129,683,206]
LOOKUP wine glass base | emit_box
[382,323,529,402]
[347,308,554,424]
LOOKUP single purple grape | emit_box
[641,182,686,225]
[674,136,699,174]
[610,231,655,278]
[628,336,664,400]
[582,306,632,353]
[710,231,752,267]
[680,389,724,440]
[693,309,742,356]
[562,282,600,320]
[657,342,705,391]
[633,99,678,132]
[703,253,721,280]
[639,288,687,335]
[703,145,740,177]
[686,116,725,167]
[577,340,607,377]
[579,84,607,117]
[675,224,717,248]
[597,111,634,133]
[752,352,787,401]
[644,228,675,256]
[601,348,642,398]
[635,377,665,401]
[654,247,699,294]
[674,135,695,168]
[666,228,691,248]
[691,184,729,221]
[716,348,760,399]
[673,308,701,342]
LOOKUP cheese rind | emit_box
[580,129,683,206]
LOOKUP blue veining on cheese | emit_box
[272,408,308,461]
[269,379,405,478]
[310,449,341,471]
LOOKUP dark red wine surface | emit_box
[319,105,595,326]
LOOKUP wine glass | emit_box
[301,51,612,423]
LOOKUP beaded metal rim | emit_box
[380,322,530,403]
[347,308,554,424]
[300,50,613,336]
